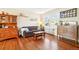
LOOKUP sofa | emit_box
[19,26,44,38]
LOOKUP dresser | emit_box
[57,22,78,43]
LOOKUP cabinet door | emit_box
[68,26,77,40]
[4,29,11,38]
[5,28,17,38]
[12,16,17,23]
[58,26,64,36]
[0,29,6,40]
[0,28,18,41]
[0,33,4,38]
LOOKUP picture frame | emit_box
[60,8,77,18]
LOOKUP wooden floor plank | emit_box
[0,34,79,50]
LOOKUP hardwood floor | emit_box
[0,34,79,50]
[21,34,59,50]
[0,38,20,50]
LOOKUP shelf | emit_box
[0,14,16,16]
[0,22,16,24]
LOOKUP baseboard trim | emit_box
[45,32,55,36]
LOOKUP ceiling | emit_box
[23,8,53,14]
[0,8,53,15]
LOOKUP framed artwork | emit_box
[30,18,37,21]
[60,8,77,18]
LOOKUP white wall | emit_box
[17,15,40,28]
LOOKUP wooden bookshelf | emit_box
[0,11,18,41]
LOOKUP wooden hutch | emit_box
[0,11,18,41]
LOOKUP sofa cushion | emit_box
[27,26,38,31]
